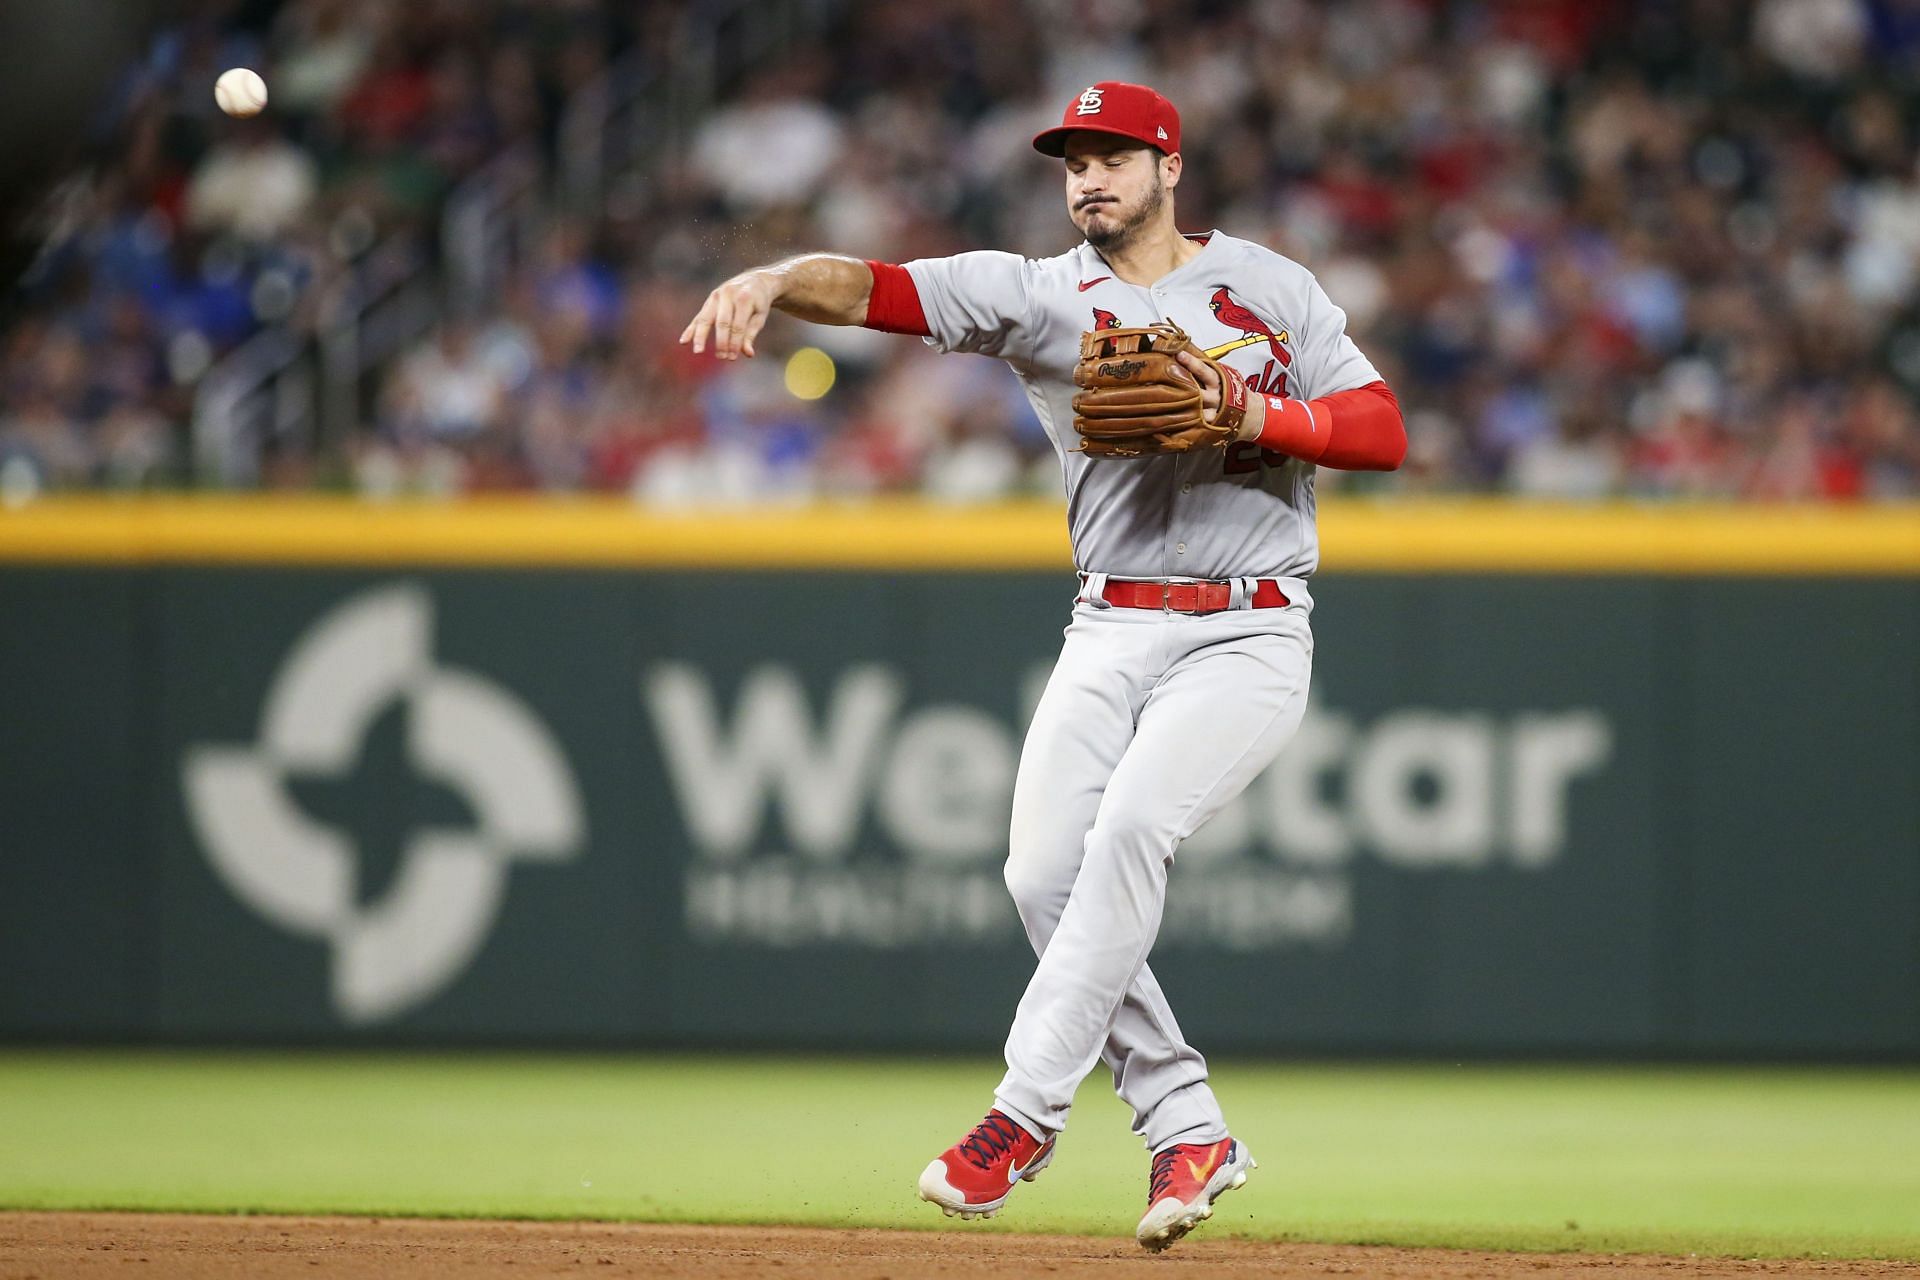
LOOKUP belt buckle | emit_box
[1193,581,1234,614]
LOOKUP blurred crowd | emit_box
[6,0,1920,502]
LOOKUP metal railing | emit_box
[443,145,543,322]
[191,0,844,487]
[562,0,840,214]
[190,148,540,487]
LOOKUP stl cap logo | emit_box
[1075,87,1104,115]
[181,583,586,1025]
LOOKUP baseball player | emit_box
[680,81,1405,1251]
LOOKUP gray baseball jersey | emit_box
[905,231,1381,582]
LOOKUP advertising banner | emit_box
[2,566,1914,1054]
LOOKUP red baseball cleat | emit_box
[917,1109,1057,1220]
[1135,1136,1256,1251]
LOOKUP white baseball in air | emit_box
[214,67,268,117]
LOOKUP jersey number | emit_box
[1222,442,1290,474]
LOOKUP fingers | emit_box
[680,292,718,354]
[711,287,741,359]
[715,289,764,360]
[1175,349,1219,389]
[734,292,767,360]
[682,279,770,360]
[1176,350,1222,413]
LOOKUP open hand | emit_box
[679,272,777,360]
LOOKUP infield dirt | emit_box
[4,1214,1919,1279]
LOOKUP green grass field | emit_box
[2,1051,1917,1260]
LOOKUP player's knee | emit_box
[1002,857,1043,907]
[1089,801,1177,862]
[1002,856,1064,920]
[1005,810,1058,882]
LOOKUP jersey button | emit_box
[1182,483,1192,494]
[1175,542,1187,554]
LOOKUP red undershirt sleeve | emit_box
[862,261,931,337]
[1253,380,1407,471]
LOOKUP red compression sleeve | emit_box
[1254,381,1406,471]
[862,261,931,336]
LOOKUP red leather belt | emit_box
[1092,577,1291,614]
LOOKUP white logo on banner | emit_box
[182,584,585,1024]
[644,662,1612,951]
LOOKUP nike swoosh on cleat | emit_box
[1006,1145,1048,1183]
[1077,277,1111,291]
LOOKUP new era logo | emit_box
[1156,125,1168,140]
[1075,87,1104,115]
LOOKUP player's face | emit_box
[1063,136,1172,250]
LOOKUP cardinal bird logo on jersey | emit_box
[1204,287,1290,366]
[1091,307,1121,331]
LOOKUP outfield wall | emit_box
[2,499,1917,1055]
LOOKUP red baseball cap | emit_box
[1032,81,1180,157]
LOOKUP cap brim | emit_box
[1031,124,1165,157]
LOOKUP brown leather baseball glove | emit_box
[1070,323,1248,458]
